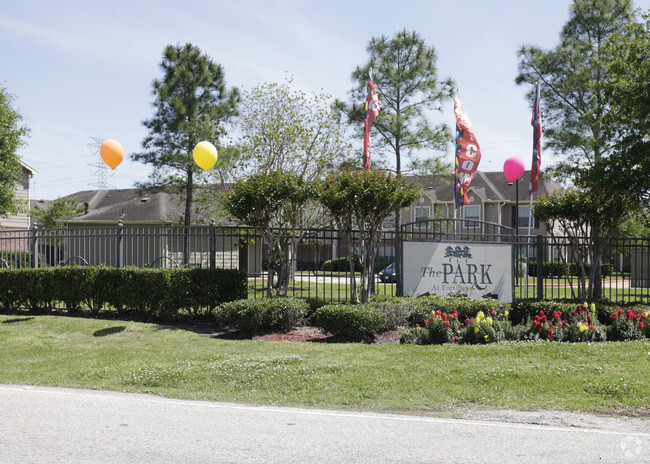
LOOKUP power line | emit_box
[87,137,115,189]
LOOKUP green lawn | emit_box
[1,314,649,416]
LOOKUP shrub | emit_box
[459,311,506,344]
[400,310,461,345]
[51,266,96,313]
[607,307,647,341]
[517,305,606,342]
[368,301,413,330]
[313,303,387,341]
[13,268,57,312]
[321,256,361,272]
[409,295,510,326]
[216,298,308,335]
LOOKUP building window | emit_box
[518,205,532,228]
[414,206,430,225]
[463,205,480,227]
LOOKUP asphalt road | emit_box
[0,384,648,463]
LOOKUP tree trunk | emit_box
[394,138,403,296]
[590,224,603,299]
[183,164,193,266]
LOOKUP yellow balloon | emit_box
[100,139,124,170]
[193,141,218,171]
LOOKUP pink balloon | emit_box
[503,156,525,182]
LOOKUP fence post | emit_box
[536,234,544,299]
[116,221,123,267]
[30,225,39,269]
[209,219,216,269]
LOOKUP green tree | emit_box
[223,171,316,297]
[533,188,633,299]
[598,10,650,203]
[340,30,454,294]
[516,0,635,297]
[31,197,84,228]
[318,170,420,303]
[0,86,29,220]
[516,0,634,182]
[238,77,352,183]
[132,43,239,262]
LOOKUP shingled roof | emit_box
[50,188,214,225]
[415,171,562,203]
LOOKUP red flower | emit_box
[586,314,591,322]
[465,318,471,324]
[553,311,562,320]
[425,319,430,325]
[442,313,448,321]
[589,325,597,331]
[491,310,498,317]
[640,322,645,329]
[415,324,420,328]
[453,336,459,342]
[451,311,458,319]
[442,320,451,327]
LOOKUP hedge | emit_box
[527,260,612,278]
[0,266,247,320]
[216,298,308,334]
[313,303,387,341]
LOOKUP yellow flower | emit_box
[578,322,588,333]
[476,311,485,322]
[590,303,596,313]
[486,317,493,326]
[505,310,510,317]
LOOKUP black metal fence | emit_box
[1,223,649,304]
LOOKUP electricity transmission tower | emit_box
[88,136,115,189]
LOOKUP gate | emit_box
[399,218,516,302]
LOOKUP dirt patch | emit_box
[252,327,402,344]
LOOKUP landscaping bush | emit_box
[526,260,612,278]
[409,295,510,326]
[0,269,21,310]
[313,303,387,341]
[517,305,606,342]
[12,268,57,312]
[607,307,647,341]
[216,298,308,335]
[321,256,361,272]
[459,310,506,344]
[51,266,97,313]
[400,309,461,345]
[0,266,247,321]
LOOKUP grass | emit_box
[1,314,649,416]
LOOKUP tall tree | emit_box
[516,0,635,297]
[516,0,634,183]
[238,77,352,183]
[133,43,239,261]
[0,86,29,220]
[341,30,454,294]
[599,10,650,203]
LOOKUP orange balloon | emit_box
[100,139,124,169]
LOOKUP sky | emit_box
[2,0,649,201]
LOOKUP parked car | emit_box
[378,263,397,283]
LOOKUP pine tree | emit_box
[0,86,29,220]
